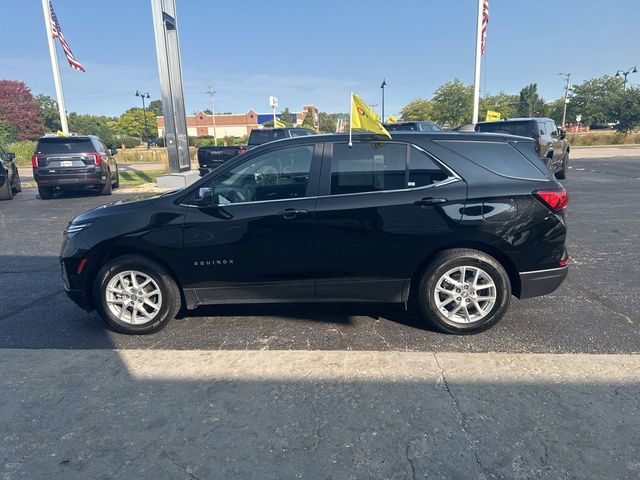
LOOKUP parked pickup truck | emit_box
[197,145,247,176]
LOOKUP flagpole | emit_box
[41,0,69,134]
[348,92,353,147]
[472,0,484,125]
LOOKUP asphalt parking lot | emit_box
[1,154,638,353]
[1,151,639,479]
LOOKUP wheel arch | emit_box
[85,245,185,311]
[408,241,521,304]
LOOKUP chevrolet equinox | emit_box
[61,132,568,335]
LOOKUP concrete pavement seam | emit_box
[433,352,488,479]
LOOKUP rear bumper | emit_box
[34,168,104,187]
[518,266,568,299]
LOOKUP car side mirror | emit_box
[192,187,214,207]
[559,130,566,140]
[6,152,15,161]
[110,148,118,156]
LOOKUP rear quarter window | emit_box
[436,140,549,180]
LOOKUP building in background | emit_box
[156,105,319,138]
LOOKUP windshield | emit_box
[36,138,95,154]
[249,130,286,145]
[384,123,418,132]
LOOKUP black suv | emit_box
[61,132,568,335]
[383,121,443,133]
[32,135,120,199]
[475,118,570,179]
[247,127,316,148]
[0,144,21,200]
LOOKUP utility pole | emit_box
[615,66,637,92]
[206,84,218,146]
[380,79,387,123]
[559,73,572,128]
[135,90,151,148]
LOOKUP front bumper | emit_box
[518,266,568,299]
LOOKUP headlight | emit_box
[65,222,92,237]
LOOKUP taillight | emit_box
[238,149,247,155]
[88,152,102,166]
[32,154,43,168]
[534,189,568,213]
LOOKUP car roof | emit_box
[249,131,535,148]
[38,134,97,140]
[383,121,437,125]
[477,117,554,125]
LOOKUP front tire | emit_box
[93,255,181,334]
[0,177,13,200]
[555,153,568,180]
[12,173,22,194]
[417,249,511,334]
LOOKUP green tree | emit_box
[612,86,640,132]
[35,94,62,132]
[0,121,18,145]
[517,84,546,117]
[301,109,316,130]
[545,98,567,125]
[68,113,116,146]
[430,79,474,127]
[400,99,433,121]
[570,75,624,126]
[280,107,293,126]
[318,112,337,133]
[480,92,519,120]
[113,108,150,139]
[148,99,163,116]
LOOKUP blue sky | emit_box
[2,0,639,117]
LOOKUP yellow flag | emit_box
[351,94,391,138]
[485,110,501,121]
[274,119,286,128]
[387,115,398,123]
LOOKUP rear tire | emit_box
[100,175,112,195]
[94,255,181,334]
[417,249,511,334]
[0,177,13,200]
[38,186,54,200]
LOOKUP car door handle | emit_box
[415,197,448,206]
[279,208,308,220]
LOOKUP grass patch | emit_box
[567,131,640,146]
[118,169,166,187]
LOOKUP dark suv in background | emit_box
[32,135,119,199]
[383,121,443,133]
[247,127,316,149]
[0,143,21,200]
[61,131,568,336]
[475,118,570,179]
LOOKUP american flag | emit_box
[481,0,489,55]
[49,1,85,72]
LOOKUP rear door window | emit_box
[330,142,406,195]
[36,138,95,155]
[436,140,549,180]
[409,147,449,187]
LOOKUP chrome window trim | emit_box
[519,266,568,276]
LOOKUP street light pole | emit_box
[559,73,572,128]
[206,84,218,146]
[135,90,151,148]
[615,66,637,92]
[380,79,387,123]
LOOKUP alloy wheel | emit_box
[433,266,497,324]
[105,270,163,325]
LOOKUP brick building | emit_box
[156,105,318,139]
